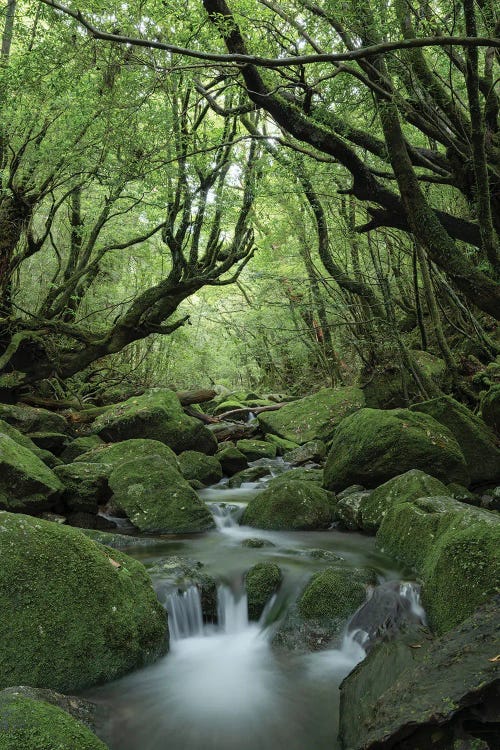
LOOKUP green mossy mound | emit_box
[54,463,109,513]
[0,403,69,435]
[216,444,248,476]
[258,387,365,445]
[212,399,246,416]
[245,562,282,620]
[323,408,469,492]
[236,439,277,461]
[359,469,451,533]
[93,389,217,454]
[108,455,215,533]
[241,478,332,530]
[60,435,104,463]
[75,438,180,477]
[0,693,108,750]
[0,435,63,512]
[178,450,222,486]
[298,566,370,621]
[410,396,500,485]
[481,383,500,436]
[0,511,167,692]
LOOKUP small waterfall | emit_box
[399,582,427,622]
[217,584,249,634]
[165,586,204,640]
[208,503,239,530]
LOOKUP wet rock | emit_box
[267,468,323,485]
[245,562,282,620]
[216,444,248,476]
[241,478,333,530]
[0,419,60,468]
[65,512,117,531]
[283,440,326,466]
[146,555,218,622]
[79,528,168,549]
[264,434,300,455]
[258,386,365,445]
[348,581,425,648]
[178,450,223,486]
[0,511,167,692]
[0,686,100,732]
[241,537,276,548]
[0,435,63,513]
[324,408,469,492]
[236,439,277,461]
[337,484,366,499]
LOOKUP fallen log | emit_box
[208,421,259,442]
[183,406,220,424]
[216,403,285,421]
[177,389,216,405]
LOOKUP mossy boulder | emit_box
[245,562,282,621]
[0,686,99,733]
[0,511,167,692]
[258,387,365,445]
[0,403,69,435]
[0,419,59,468]
[60,435,104,463]
[108,455,214,533]
[362,351,446,409]
[264,434,300,455]
[27,432,71,456]
[410,396,500,485]
[216,444,248,476]
[241,478,332,530]
[298,566,370,621]
[92,389,217,454]
[227,465,270,487]
[283,440,326,466]
[236,439,277,461]
[54,463,110,513]
[75,438,180,477]
[0,435,63,512]
[178,450,222,486]
[266,467,323,485]
[0,692,108,750]
[359,469,451,533]
[323,408,469,492]
[333,490,370,531]
[481,383,500,436]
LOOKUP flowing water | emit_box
[87,460,424,750]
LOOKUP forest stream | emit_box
[85,458,424,750]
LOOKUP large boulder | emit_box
[0,403,69,435]
[339,597,499,750]
[236,439,277,461]
[92,389,217,454]
[359,469,451,533]
[241,477,333,530]
[245,562,282,621]
[362,350,446,409]
[257,387,365,445]
[376,496,500,633]
[323,408,469,492]
[54,463,110,513]
[0,691,108,750]
[178,450,222,486]
[0,512,167,692]
[75,438,180,477]
[410,396,500,486]
[0,435,63,512]
[108,455,215,533]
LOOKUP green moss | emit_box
[178,451,222,486]
[0,435,63,511]
[298,567,369,620]
[236,439,277,461]
[108,455,215,533]
[264,434,300,455]
[54,462,109,513]
[60,435,103,463]
[241,478,332,530]
[324,408,469,492]
[0,695,108,750]
[227,465,270,487]
[212,399,246,416]
[258,387,365,444]
[245,562,282,620]
[0,511,167,692]
[75,438,180,476]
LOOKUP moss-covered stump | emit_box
[0,512,167,692]
[236,439,277,461]
[0,436,64,512]
[258,387,365,445]
[283,440,326,466]
[54,463,110,513]
[481,383,500,436]
[75,438,180,477]
[178,450,223,486]
[216,444,248,476]
[376,496,500,633]
[323,408,469,492]
[0,419,59,468]
[0,692,108,750]
[339,596,499,750]
[245,562,282,620]
[108,455,214,533]
[60,435,104,463]
[359,469,451,533]
[410,396,500,486]
[92,389,217,454]
[241,478,332,530]
[0,403,69,435]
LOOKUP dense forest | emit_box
[0,1,498,749]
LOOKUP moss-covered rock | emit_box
[0,686,99,733]
[54,463,109,513]
[0,436,63,512]
[178,450,222,486]
[79,528,168,549]
[216,444,248,476]
[480,383,500,436]
[27,432,71,456]
[0,403,69,435]
[227,465,270,487]
[323,408,469,492]
[236,439,277,461]
[212,399,246,416]
[258,387,365,445]
[92,389,217,454]
[60,435,104,463]
[108,455,214,533]
[267,467,323,485]
[75,438,180,477]
[333,490,370,531]
[283,440,326,466]
[410,396,500,486]
[0,419,58,468]
[0,692,108,750]
[245,562,282,621]
[362,350,446,409]
[359,469,451,533]
[298,566,370,620]
[0,511,167,692]
[146,556,218,622]
[241,478,332,530]
[264,434,300,455]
